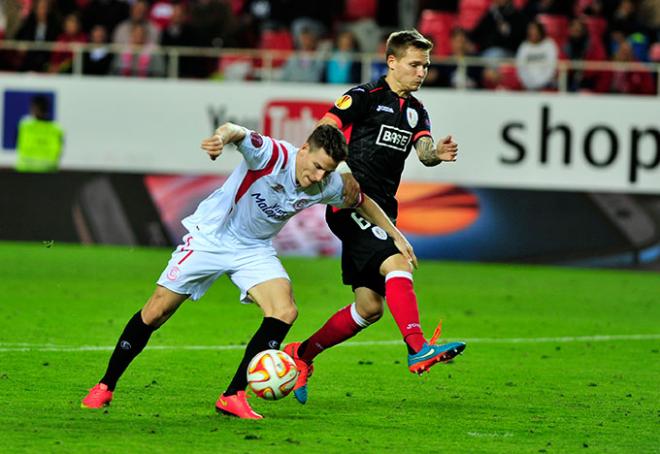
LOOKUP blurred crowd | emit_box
[0,0,658,94]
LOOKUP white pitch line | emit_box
[0,334,658,353]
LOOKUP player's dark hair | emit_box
[307,125,347,163]
[386,29,433,59]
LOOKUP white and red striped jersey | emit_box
[182,128,346,246]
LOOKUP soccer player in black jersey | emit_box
[284,30,466,404]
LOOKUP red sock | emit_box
[300,304,368,363]
[385,271,426,353]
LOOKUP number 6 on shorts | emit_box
[351,212,372,230]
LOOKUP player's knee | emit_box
[141,303,168,328]
[380,253,413,275]
[361,308,382,324]
[366,308,383,323]
[142,290,180,328]
[272,301,298,324]
[356,298,383,323]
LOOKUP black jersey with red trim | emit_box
[325,76,432,219]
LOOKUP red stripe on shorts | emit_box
[177,250,194,265]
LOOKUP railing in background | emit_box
[1,40,659,96]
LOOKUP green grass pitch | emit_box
[1,242,658,453]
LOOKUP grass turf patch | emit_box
[1,242,658,453]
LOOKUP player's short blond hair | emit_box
[386,29,433,59]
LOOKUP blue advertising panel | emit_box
[2,90,56,150]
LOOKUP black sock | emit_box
[100,310,155,391]
[224,317,291,396]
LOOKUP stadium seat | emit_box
[583,16,607,41]
[417,10,457,56]
[458,0,490,31]
[150,1,174,30]
[219,55,254,80]
[500,63,523,90]
[575,0,593,15]
[259,30,294,67]
[260,30,294,51]
[230,0,245,15]
[536,14,570,48]
[344,0,377,21]
[649,42,660,62]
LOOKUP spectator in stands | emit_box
[564,17,609,93]
[81,0,128,37]
[1,0,22,39]
[245,0,294,31]
[610,0,644,38]
[515,20,558,90]
[239,0,294,48]
[523,0,574,19]
[160,2,195,47]
[189,0,238,48]
[370,33,390,81]
[49,13,87,74]
[638,0,660,41]
[420,0,459,13]
[150,1,176,31]
[83,24,113,76]
[470,0,527,60]
[290,0,339,45]
[160,2,201,78]
[112,23,166,78]
[15,0,60,72]
[429,28,481,89]
[280,27,325,83]
[606,39,655,95]
[112,0,160,45]
[324,30,361,84]
[0,0,23,70]
[0,5,5,39]
[374,0,400,30]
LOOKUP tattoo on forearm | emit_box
[416,137,442,166]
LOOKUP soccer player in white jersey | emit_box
[81,122,417,419]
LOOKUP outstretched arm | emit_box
[415,135,458,167]
[200,122,247,161]
[355,195,418,269]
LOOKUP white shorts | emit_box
[157,233,289,303]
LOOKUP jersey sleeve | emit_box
[236,129,276,170]
[321,172,348,208]
[324,87,370,130]
[412,106,432,144]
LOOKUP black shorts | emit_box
[325,206,400,297]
